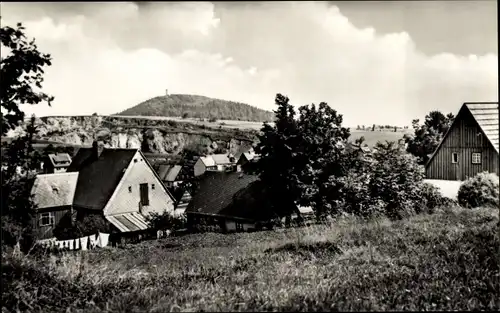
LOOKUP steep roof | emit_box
[465,102,499,153]
[31,172,79,209]
[72,148,137,210]
[157,164,183,182]
[66,148,94,172]
[426,102,499,167]
[48,153,72,168]
[187,172,272,221]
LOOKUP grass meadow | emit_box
[2,206,499,312]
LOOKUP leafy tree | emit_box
[252,95,350,218]
[1,21,54,251]
[252,94,301,217]
[404,111,454,164]
[371,124,375,131]
[294,102,350,216]
[1,22,54,136]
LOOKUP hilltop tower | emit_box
[165,89,169,96]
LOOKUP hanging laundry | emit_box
[89,234,98,249]
[69,240,74,250]
[57,241,64,250]
[75,238,80,250]
[80,237,88,251]
[157,230,162,239]
[165,229,172,237]
[97,233,110,248]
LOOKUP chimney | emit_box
[92,140,104,160]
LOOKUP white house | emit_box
[193,154,236,177]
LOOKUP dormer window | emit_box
[128,186,132,193]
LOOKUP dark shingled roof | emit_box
[186,172,276,222]
[71,148,137,210]
[67,148,94,172]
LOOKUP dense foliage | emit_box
[404,110,455,164]
[1,22,54,136]
[117,94,274,122]
[458,172,499,208]
[1,22,53,252]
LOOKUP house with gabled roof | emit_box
[43,153,72,174]
[186,171,277,232]
[193,154,236,177]
[67,141,176,235]
[425,102,499,181]
[30,172,79,239]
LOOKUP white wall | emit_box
[104,151,175,216]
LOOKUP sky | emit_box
[1,1,498,127]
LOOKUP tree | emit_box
[1,22,54,136]
[1,21,53,251]
[404,111,454,164]
[252,94,301,217]
[371,124,375,131]
[252,94,350,218]
[294,102,350,216]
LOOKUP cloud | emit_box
[1,1,497,126]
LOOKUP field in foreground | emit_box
[2,206,499,312]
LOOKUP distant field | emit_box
[3,206,498,312]
[349,129,410,147]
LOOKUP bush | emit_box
[146,211,187,232]
[458,172,499,208]
[208,117,217,123]
[417,182,448,213]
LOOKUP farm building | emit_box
[186,171,277,232]
[425,102,499,181]
[237,150,260,168]
[30,172,79,239]
[42,153,72,174]
[67,141,176,238]
[193,154,236,177]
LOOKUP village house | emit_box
[186,171,276,232]
[66,141,176,240]
[193,154,236,177]
[42,153,72,174]
[30,172,79,239]
[236,150,260,168]
[173,189,192,217]
[425,102,499,181]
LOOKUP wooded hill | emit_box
[117,94,274,123]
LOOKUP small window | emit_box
[236,222,244,231]
[134,159,138,163]
[451,152,458,164]
[472,153,481,164]
[39,212,55,227]
[152,184,155,190]
[128,186,132,193]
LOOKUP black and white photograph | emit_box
[1,1,498,312]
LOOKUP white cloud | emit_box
[1,1,497,126]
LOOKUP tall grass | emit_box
[2,206,499,312]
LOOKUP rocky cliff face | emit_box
[9,116,258,155]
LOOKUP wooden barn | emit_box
[425,102,499,181]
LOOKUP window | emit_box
[140,183,149,206]
[152,184,155,190]
[128,186,132,193]
[472,153,482,164]
[236,222,244,231]
[39,212,55,227]
[451,152,458,164]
